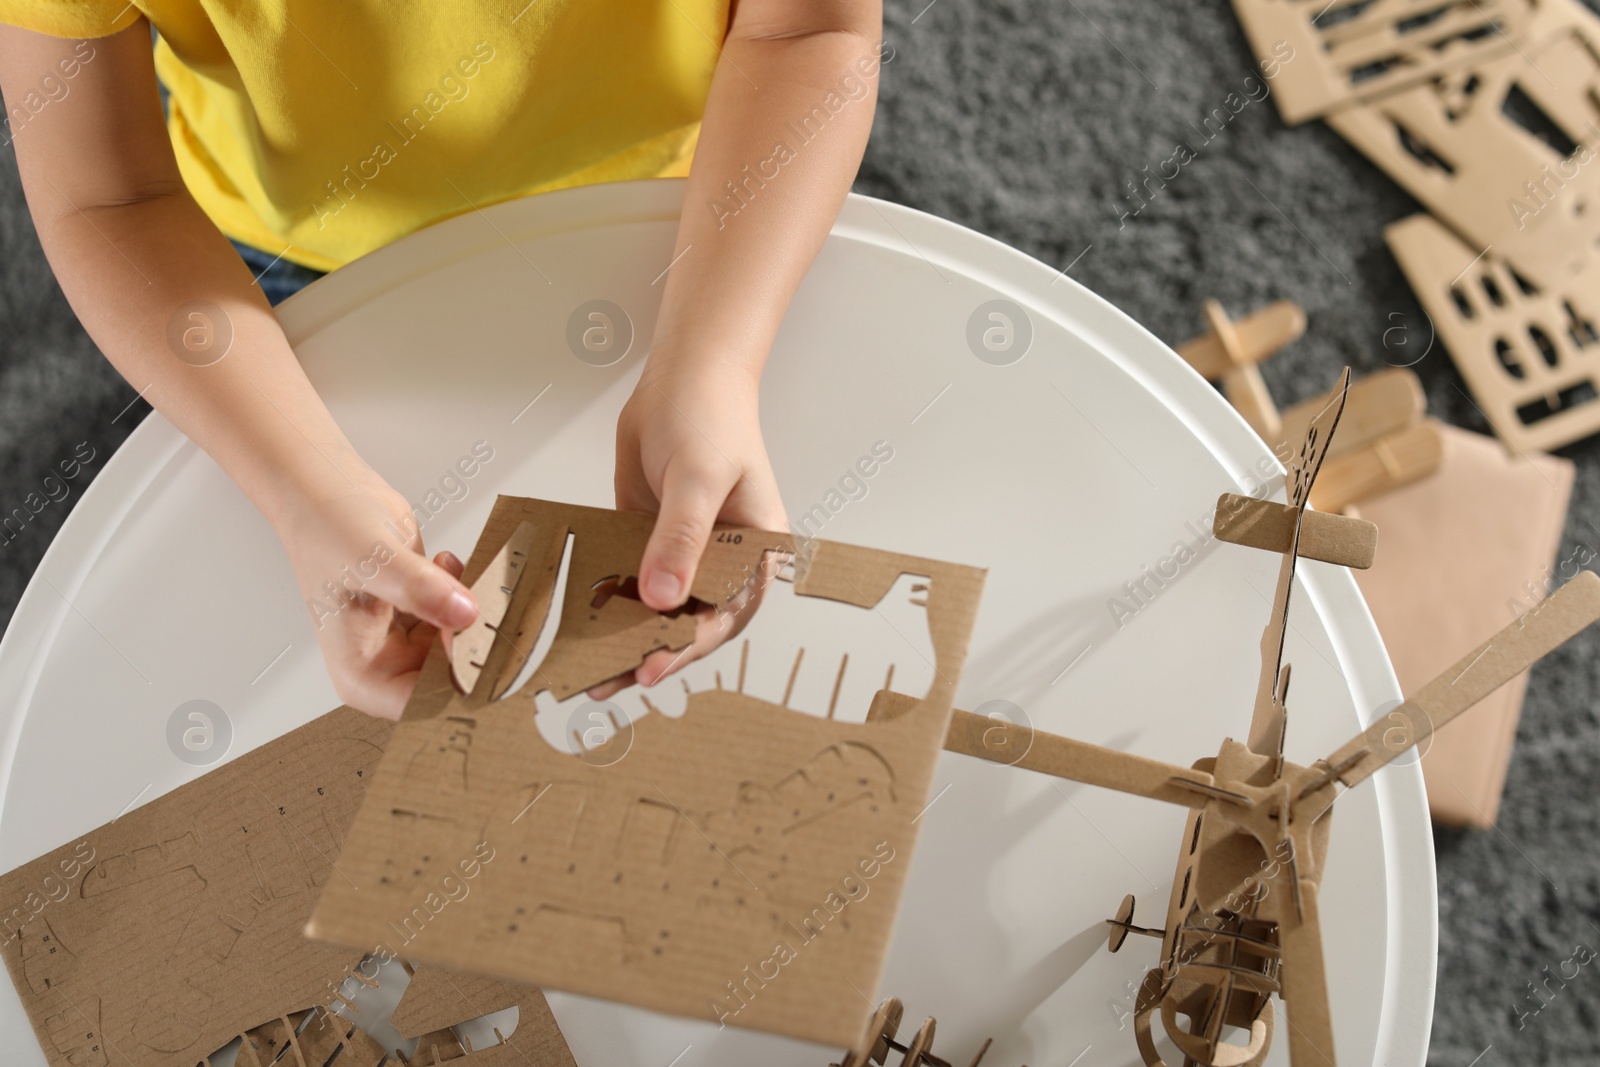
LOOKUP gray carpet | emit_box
[2,2,1597,1063]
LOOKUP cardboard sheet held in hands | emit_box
[306,497,987,1049]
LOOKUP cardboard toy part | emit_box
[1232,0,1600,448]
[1177,299,1303,440]
[1175,302,1442,511]
[307,498,987,1050]
[1322,0,1600,291]
[885,370,1600,1067]
[0,706,577,1067]
[829,997,1010,1067]
[1231,0,1538,125]
[1387,212,1600,454]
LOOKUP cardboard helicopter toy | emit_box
[874,369,1600,1067]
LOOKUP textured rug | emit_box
[1,2,1597,1063]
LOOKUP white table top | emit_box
[0,179,1435,1067]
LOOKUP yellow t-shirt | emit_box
[1,1,728,270]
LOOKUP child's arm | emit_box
[612,0,884,688]
[0,21,478,718]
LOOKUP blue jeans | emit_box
[230,240,325,307]
[155,29,322,306]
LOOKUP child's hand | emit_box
[603,362,787,694]
[274,475,479,719]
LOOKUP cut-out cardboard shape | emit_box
[1324,0,1600,290]
[1176,302,1441,510]
[307,498,987,1049]
[1177,299,1304,440]
[1387,211,1600,453]
[1231,0,1536,125]
[881,370,1600,1067]
[0,707,576,1067]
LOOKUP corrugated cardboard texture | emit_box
[1324,0,1600,292]
[307,498,986,1049]
[1387,212,1600,454]
[1354,423,1574,826]
[1230,0,1534,125]
[0,706,575,1066]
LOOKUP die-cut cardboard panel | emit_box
[390,967,532,1042]
[1325,0,1600,289]
[0,707,575,1067]
[389,979,575,1066]
[307,498,987,1050]
[1387,211,1600,452]
[1230,0,1533,125]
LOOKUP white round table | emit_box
[0,179,1435,1066]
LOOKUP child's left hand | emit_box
[601,360,787,695]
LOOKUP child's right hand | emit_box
[273,474,479,719]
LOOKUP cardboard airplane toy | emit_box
[870,369,1600,1067]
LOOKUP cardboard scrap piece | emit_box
[1353,422,1575,825]
[1387,212,1600,453]
[0,707,576,1067]
[1324,0,1600,290]
[307,497,988,1049]
[1230,0,1534,125]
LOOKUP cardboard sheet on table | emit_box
[1354,424,1574,826]
[0,707,574,1067]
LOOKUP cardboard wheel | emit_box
[1108,894,1137,953]
[841,998,905,1067]
[900,1018,936,1065]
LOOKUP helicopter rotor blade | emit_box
[1318,570,1600,793]
[1279,880,1338,1067]
[944,708,1214,808]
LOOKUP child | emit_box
[0,1,884,717]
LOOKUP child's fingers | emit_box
[638,460,731,611]
[371,548,478,632]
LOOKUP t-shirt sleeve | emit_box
[0,0,142,39]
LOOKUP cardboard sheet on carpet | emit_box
[1353,423,1574,827]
